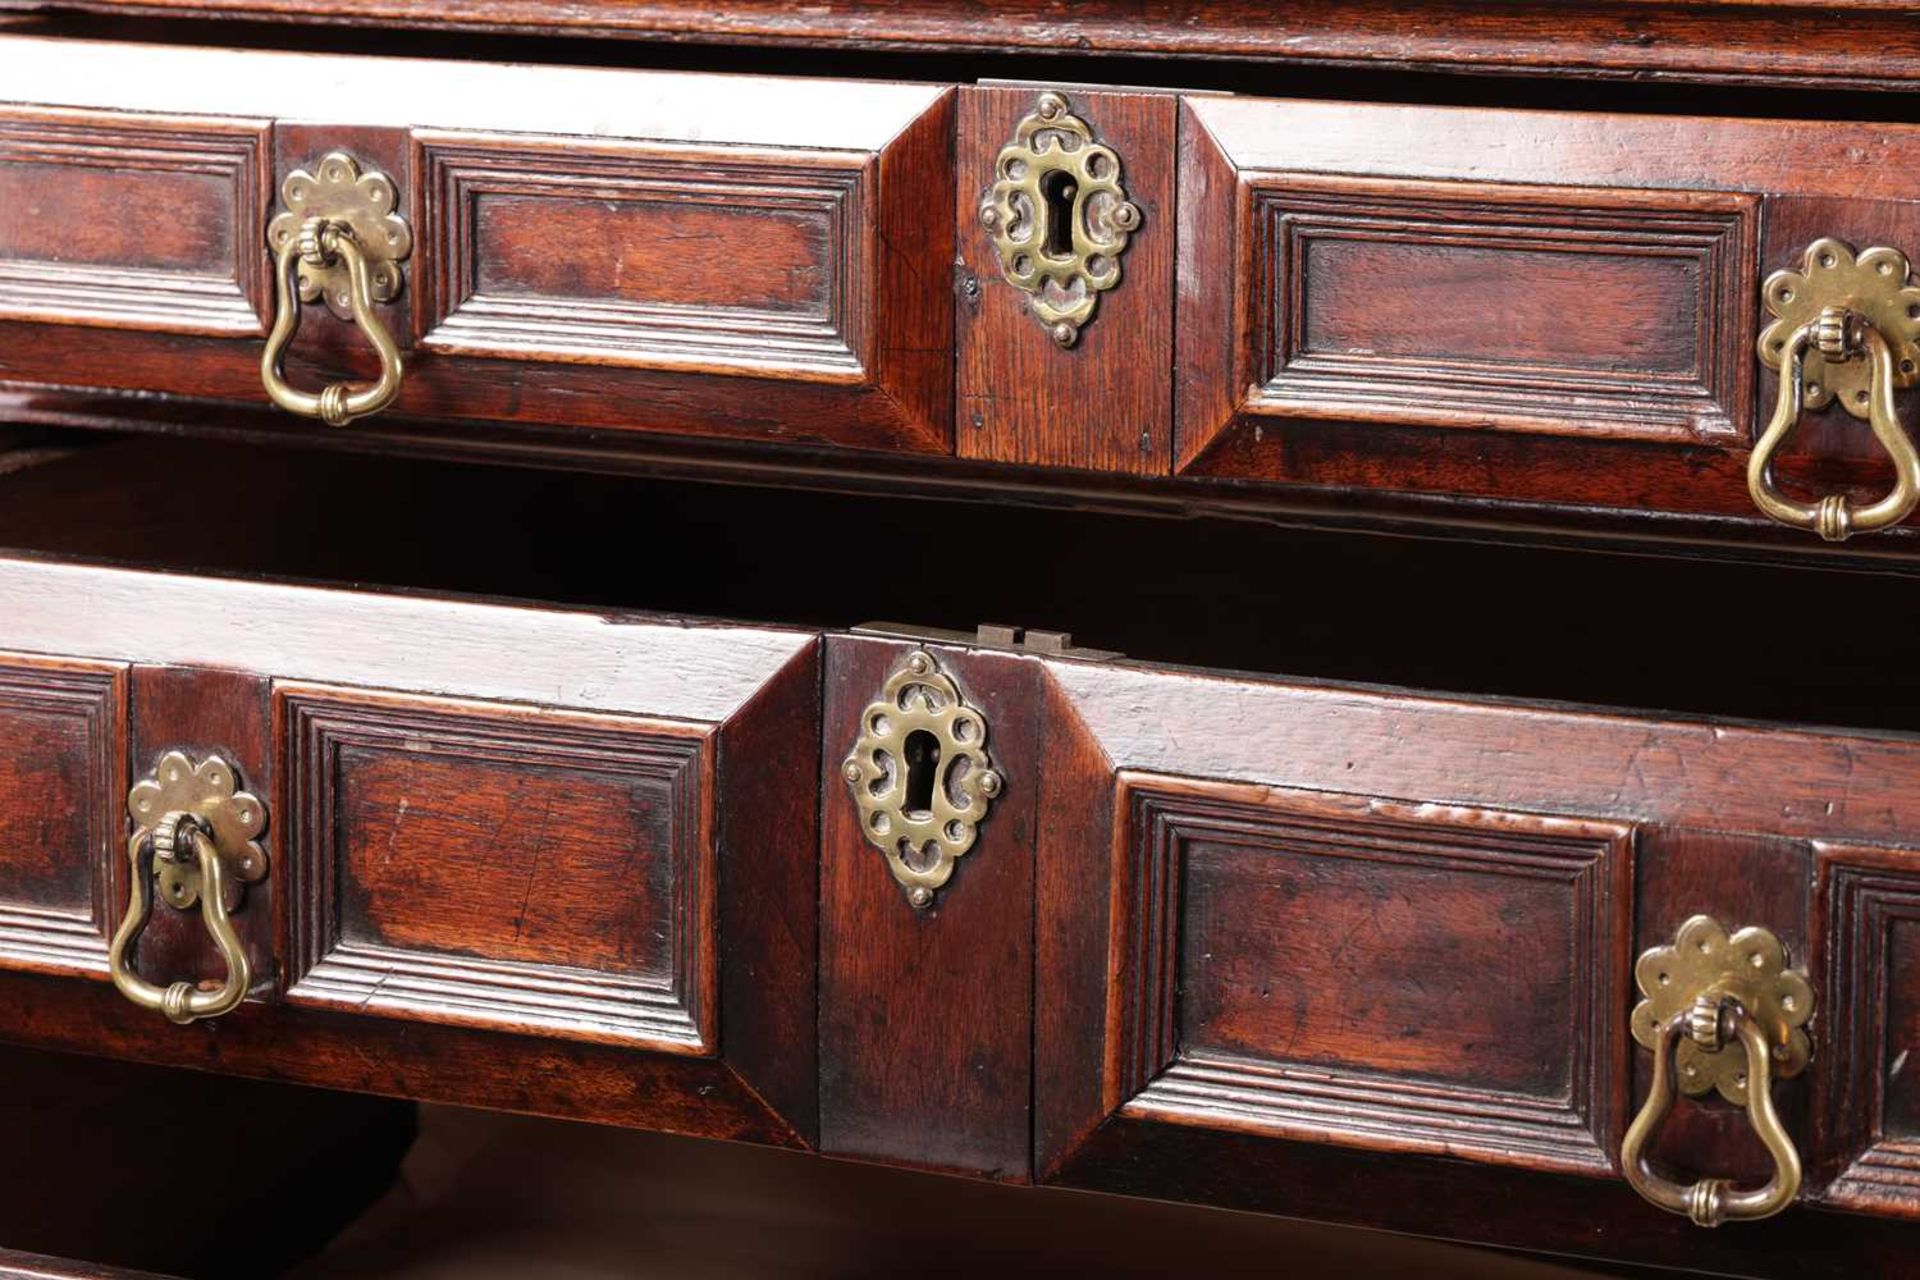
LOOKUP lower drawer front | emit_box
[1030,658,1920,1248]
[0,560,820,1145]
[5,531,1920,1267]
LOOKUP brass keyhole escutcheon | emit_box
[979,91,1141,349]
[842,650,1002,910]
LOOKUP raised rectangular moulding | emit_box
[0,37,954,454]
[1176,95,1920,519]
[277,684,715,1051]
[0,109,271,336]
[1243,175,1756,445]
[1106,776,1633,1174]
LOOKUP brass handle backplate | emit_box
[841,649,1001,910]
[1752,238,1920,540]
[261,152,410,426]
[1621,916,1814,1227]
[978,91,1140,349]
[108,751,268,1025]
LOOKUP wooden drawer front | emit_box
[0,559,821,1146]
[1176,97,1920,519]
[0,38,953,454]
[0,654,125,977]
[1035,660,1920,1246]
[279,685,713,1052]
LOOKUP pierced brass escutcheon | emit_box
[978,91,1141,349]
[1751,237,1920,540]
[108,751,268,1025]
[260,152,410,426]
[841,650,1001,909]
[1621,916,1813,1227]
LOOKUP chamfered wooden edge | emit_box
[18,1,1920,92]
[0,970,809,1147]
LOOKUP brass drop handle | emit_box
[261,219,403,426]
[1622,995,1800,1226]
[259,152,412,427]
[1750,305,1920,540]
[1752,238,1920,541]
[1621,916,1814,1227]
[107,752,268,1026]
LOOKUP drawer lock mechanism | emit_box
[842,649,1002,910]
[108,751,269,1025]
[260,152,411,426]
[1752,237,1920,540]
[1621,915,1813,1226]
[978,91,1141,349]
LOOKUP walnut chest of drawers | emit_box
[0,5,1919,1276]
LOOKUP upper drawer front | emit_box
[1033,658,1920,1246]
[1176,96,1920,523]
[0,37,953,453]
[0,559,821,1146]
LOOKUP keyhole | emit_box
[902,729,940,818]
[1041,169,1078,259]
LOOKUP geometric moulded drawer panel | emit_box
[279,684,713,1052]
[1107,775,1634,1174]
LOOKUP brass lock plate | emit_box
[1630,915,1812,1105]
[978,91,1141,348]
[266,151,412,321]
[841,650,1001,909]
[126,750,267,914]
[1759,237,1920,418]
